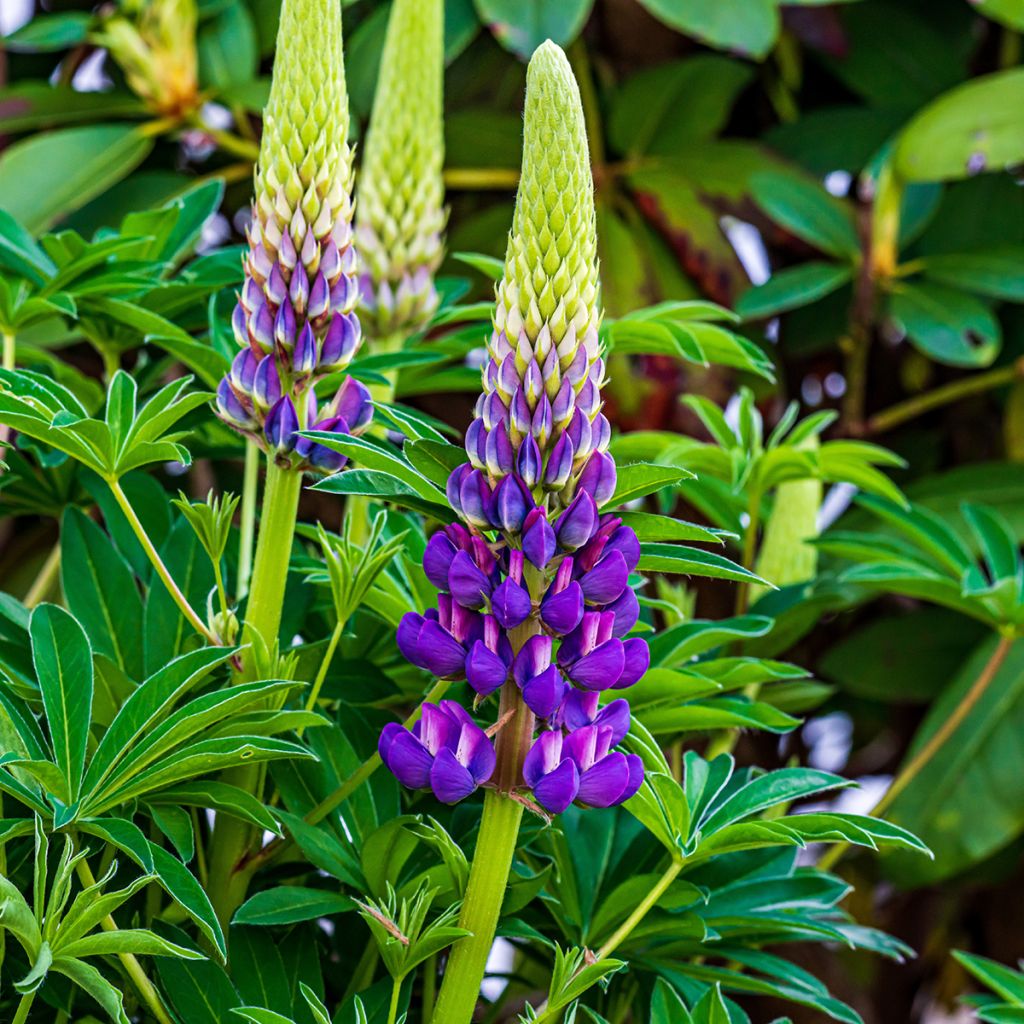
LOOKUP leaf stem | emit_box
[236,439,260,599]
[386,976,402,1024]
[74,859,174,1024]
[531,856,683,1024]
[108,477,219,645]
[819,633,1015,872]
[867,360,1024,435]
[2,330,14,371]
[301,620,343,729]
[443,167,519,190]
[12,991,35,1024]
[734,483,762,616]
[24,542,61,608]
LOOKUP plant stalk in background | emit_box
[206,0,366,926]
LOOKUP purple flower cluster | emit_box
[215,171,373,471]
[379,477,648,812]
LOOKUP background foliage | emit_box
[1,0,1024,1022]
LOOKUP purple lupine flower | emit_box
[379,701,495,803]
[524,724,643,814]
[380,42,649,814]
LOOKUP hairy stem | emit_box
[74,859,174,1024]
[108,478,219,645]
[432,592,541,1024]
[237,439,260,599]
[206,458,303,927]
[819,633,1014,872]
[867,360,1024,435]
[430,789,524,1024]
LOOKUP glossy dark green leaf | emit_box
[890,282,1000,368]
[636,0,778,58]
[233,887,352,926]
[737,263,852,320]
[473,0,594,60]
[750,172,859,259]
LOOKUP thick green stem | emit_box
[12,991,35,1024]
[422,953,437,1020]
[819,633,1014,872]
[430,789,524,1024]
[206,458,303,927]
[237,439,260,599]
[867,360,1024,435]
[432,585,541,1024]
[386,976,402,1024]
[2,331,14,371]
[108,478,219,645]
[74,860,173,1024]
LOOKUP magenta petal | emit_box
[465,640,508,696]
[569,639,625,691]
[430,748,478,803]
[380,727,433,789]
[580,550,629,605]
[577,752,632,807]
[533,758,580,814]
[491,578,532,630]
[541,581,584,636]
[614,637,650,689]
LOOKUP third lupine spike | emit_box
[215,0,371,473]
[380,40,645,817]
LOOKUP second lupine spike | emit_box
[215,0,370,471]
[379,42,646,819]
[465,39,609,516]
[356,0,446,340]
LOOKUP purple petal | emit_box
[448,550,492,610]
[333,376,373,433]
[577,752,633,808]
[580,551,629,605]
[569,639,626,691]
[521,664,568,719]
[522,510,557,569]
[430,748,478,803]
[606,526,641,573]
[533,758,579,814]
[464,640,508,697]
[492,474,532,534]
[265,396,298,453]
[454,722,496,783]
[491,578,532,630]
[380,725,433,789]
[614,637,650,689]
[541,581,584,636]
[607,587,640,638]
[423,532,457,591]
[555,491,598,552]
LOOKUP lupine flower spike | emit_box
[379,41,645,818]
[215,0,371,470]
[356,0,446,340]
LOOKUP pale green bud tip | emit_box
[356,0,446,338]
[494,39,600,352]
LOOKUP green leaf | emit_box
[0,208,56,282]
[2,12,91,52]
[922,245,1024,301]
[150,843,227,962]
[894,67,1024,183]
[885,636,1024,884]
[0,125,154,234]
[611,463,695,505]
[750,172,860,259]
[954,951,1024,1004]
[30,604,92,805]
[639,543,768,586]
[61,507,145,682]
[890,282,1000,368]
[636,0,778,58]
[233,887,352,926]
[736,263,852,320]
[473,0,595,60]
[199,0,259,89]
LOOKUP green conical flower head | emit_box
[464,40,607,512]
[356,0,446,338]
[216,0,371,472]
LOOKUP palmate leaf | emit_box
[0,367,209,480]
